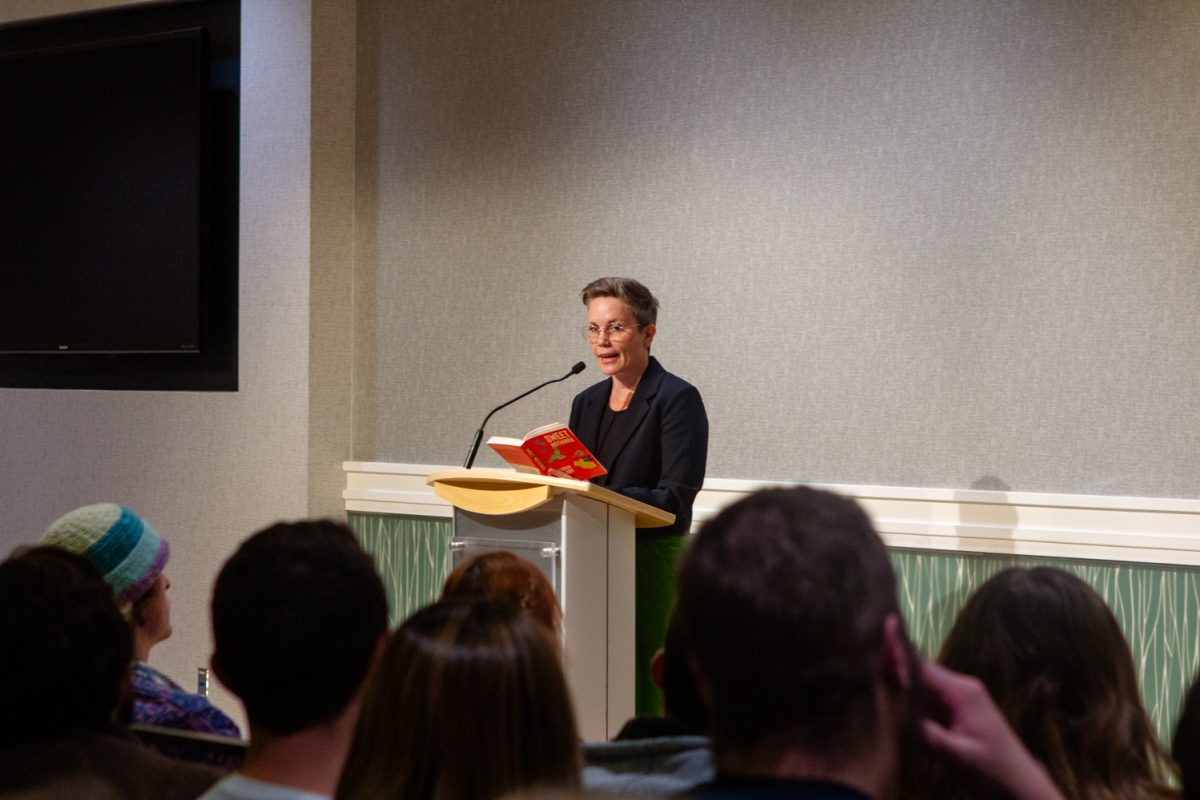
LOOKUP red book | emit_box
[486,423,607,481]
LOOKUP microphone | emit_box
[463,362,587,469]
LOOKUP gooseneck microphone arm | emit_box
[463,362,587,469]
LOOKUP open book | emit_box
[487,422,607,481]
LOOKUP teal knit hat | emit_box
[42,503,170,606]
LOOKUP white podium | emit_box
[427,469,674,740]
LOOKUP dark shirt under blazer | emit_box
[570,356,708,538]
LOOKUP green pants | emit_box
[635,534,686,716]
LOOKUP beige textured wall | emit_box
[353,0,1200,498]
[309,0,357,519]
[0,0,320,730]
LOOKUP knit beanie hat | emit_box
[42,503,170,606]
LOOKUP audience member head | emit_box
[41,503,173,659]
[441,550,562,635]
[41,503,169,607]
[938,566,1177,800]
[1175,675,1200,800]
[210,519,388,735]
[0,546,132,745]
[337,598,581,800]
[677,486,917,772]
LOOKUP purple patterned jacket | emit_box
[132,661,242,767]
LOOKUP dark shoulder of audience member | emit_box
[614,608,708,740]
[210,519,389,735]
[0,545,219,799]
[1175,675,1200,800]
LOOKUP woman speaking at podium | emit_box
[569,277,708,716]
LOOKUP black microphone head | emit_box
[570,361,586,375]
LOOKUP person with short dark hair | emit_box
[336,598,582,800]
[0,545,220,799]
[676,486,1066,800]
[572,276,708,715]
[936,567,1179,800]
[200,520,389,800]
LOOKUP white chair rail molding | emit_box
[344,462,1200,568]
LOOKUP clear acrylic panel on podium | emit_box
[448,536,560,592]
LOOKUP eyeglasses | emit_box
[583,322,642,342]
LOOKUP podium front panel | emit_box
[450,491,636,740]
[454,501,565,593]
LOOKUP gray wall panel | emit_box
[355,0,1200,497]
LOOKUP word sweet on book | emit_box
[486,423,607,480]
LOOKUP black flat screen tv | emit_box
[0,0,239,390]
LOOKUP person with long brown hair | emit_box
[935,566,1178,800]
[335,598,582,800]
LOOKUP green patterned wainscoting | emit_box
[348,512,453,625]
[349,510,1199,745]
[892,548,1200,745]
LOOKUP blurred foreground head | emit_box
[211,519,388,734]
[677,486,910,762]
[338,598,581,800]
[0,546,132,745]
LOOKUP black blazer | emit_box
[569,357,708,538]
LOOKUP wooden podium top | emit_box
[427,469,675,529]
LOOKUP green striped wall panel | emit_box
[350,511,1199,743]
[348,512,453,625]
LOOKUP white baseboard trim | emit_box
[344,462,1200,567]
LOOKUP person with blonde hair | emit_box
[336,598,581,800]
